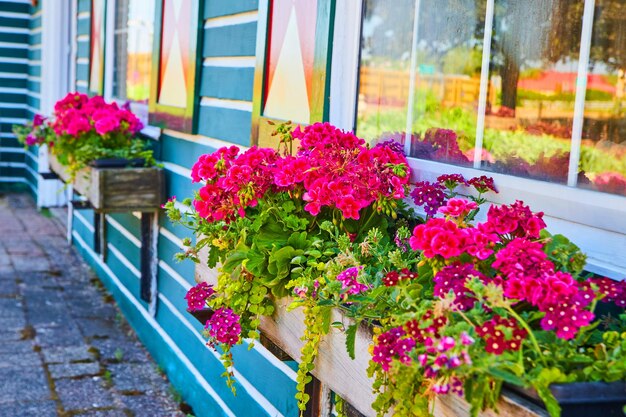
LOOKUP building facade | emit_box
[0,0,624,416]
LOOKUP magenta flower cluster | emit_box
[372,326,416,371]
[190,123,410,223]
[205,307,242,346]
[50,93,142,138]
[184,282,215,311]
[591,277,626,308]
[433,263,488,311]
[336,266,369,295]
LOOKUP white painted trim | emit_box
[0,57,28,64]
[71,231,238,417]
[77,57,89,65]
[102,0,116,101]
[0,147,25,153]
[108,243,141,278]
[69,0,78,92]
[28,60,41,66]
[28,44,41,51]
[403,0,422,155]
[77,11,90,19]
[76,80,88,87]
[27,75,41,82]
[159,226,185,250]
[0,132,15,138]
[473,0,495,168]
[25,150,37,161]
[328,0,362,131]
[0,11,30,19]
[0,72,27,79]
[73,210,96,233]
[77,34,89,42]
[158,294,286,417]
[0,27,29,35]
[158,260,191,291]
[105,214,142,248]
[27,91,41,99]
[0,102,27,109]
[200,97,253,112]
[568,0,596,186]
[0,117,27,124]
[162,161,192,178]
[0,41,27,48]
[204,11,258,28]
[32,9,42,19]
[26,105,40,114]
[203,56,255,68]
[29,27,42,35]
[0,162,26,168]
[0,176,27,182]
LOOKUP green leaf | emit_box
[487,367,525,386]
[222,249,249,273]
[243,249,267,276]
[345,323,358,360]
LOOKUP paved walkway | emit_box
[0,193,189,417]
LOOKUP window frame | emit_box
[329,0,626,279]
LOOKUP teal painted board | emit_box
[0,93,27,104]
[0,166,25,178]
[27,95,40,110]
[157,237,195,285]
[23,165,37,185]
[196,106,252,146]
[0,63,27,73]
[76,85,88,94]
[0,153,24,165]
[0,107,26,118]
[30,15,41,30]
[200,66,254,101]
[0,32,28,44]
[76,63,89,81]
[77,40,89,57]
[0,77,26,89]
[108,212,142,239]
[27,48,40,61]
[27,80,40,92]
[204,0,258,19]
[77,0,90,13]
[105,220,141,271]
[160,132,217,170]
[203,23,257,57]
[105,251,145,308]
[0,138,20,148]
[156,301,273,417]
[0,16,29,28]
[28,64,40,77]
[0,1,29,13]
[29,32,41,45]
[0,47,27,59]
[77,16,90,35]
[164,170,199,206]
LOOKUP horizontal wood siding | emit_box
[199,66,254,101]
[202,23,257,57]
[75,0,90,92]
[0,0,35,193]
[204,0,258,19]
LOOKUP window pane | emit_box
[112,0,154,103]
[357,0,485,167]
[480,0,583,183]
[578,0,626,197]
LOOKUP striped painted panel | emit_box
[200,66,254,101]
[202,23,257,57]
[204,0,258,19]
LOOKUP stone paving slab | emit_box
[0,193,187,417]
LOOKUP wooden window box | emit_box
[48,153,165,212]
[194,251,547,417]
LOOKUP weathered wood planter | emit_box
[195,252,547,417]
[49,153,165,212]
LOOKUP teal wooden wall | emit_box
[0,0,39,194]
[68,1,303,416]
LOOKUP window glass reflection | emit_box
[112,0,154,103]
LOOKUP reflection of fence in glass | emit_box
[358,67,494,111]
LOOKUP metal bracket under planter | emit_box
[195,247,549,417]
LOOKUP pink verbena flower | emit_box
[205,307,241,346]
[336,266,368,295]
[184,282,215,311]
[433,263,486,311]
[590,277,626,308]
[410,181,446,216]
